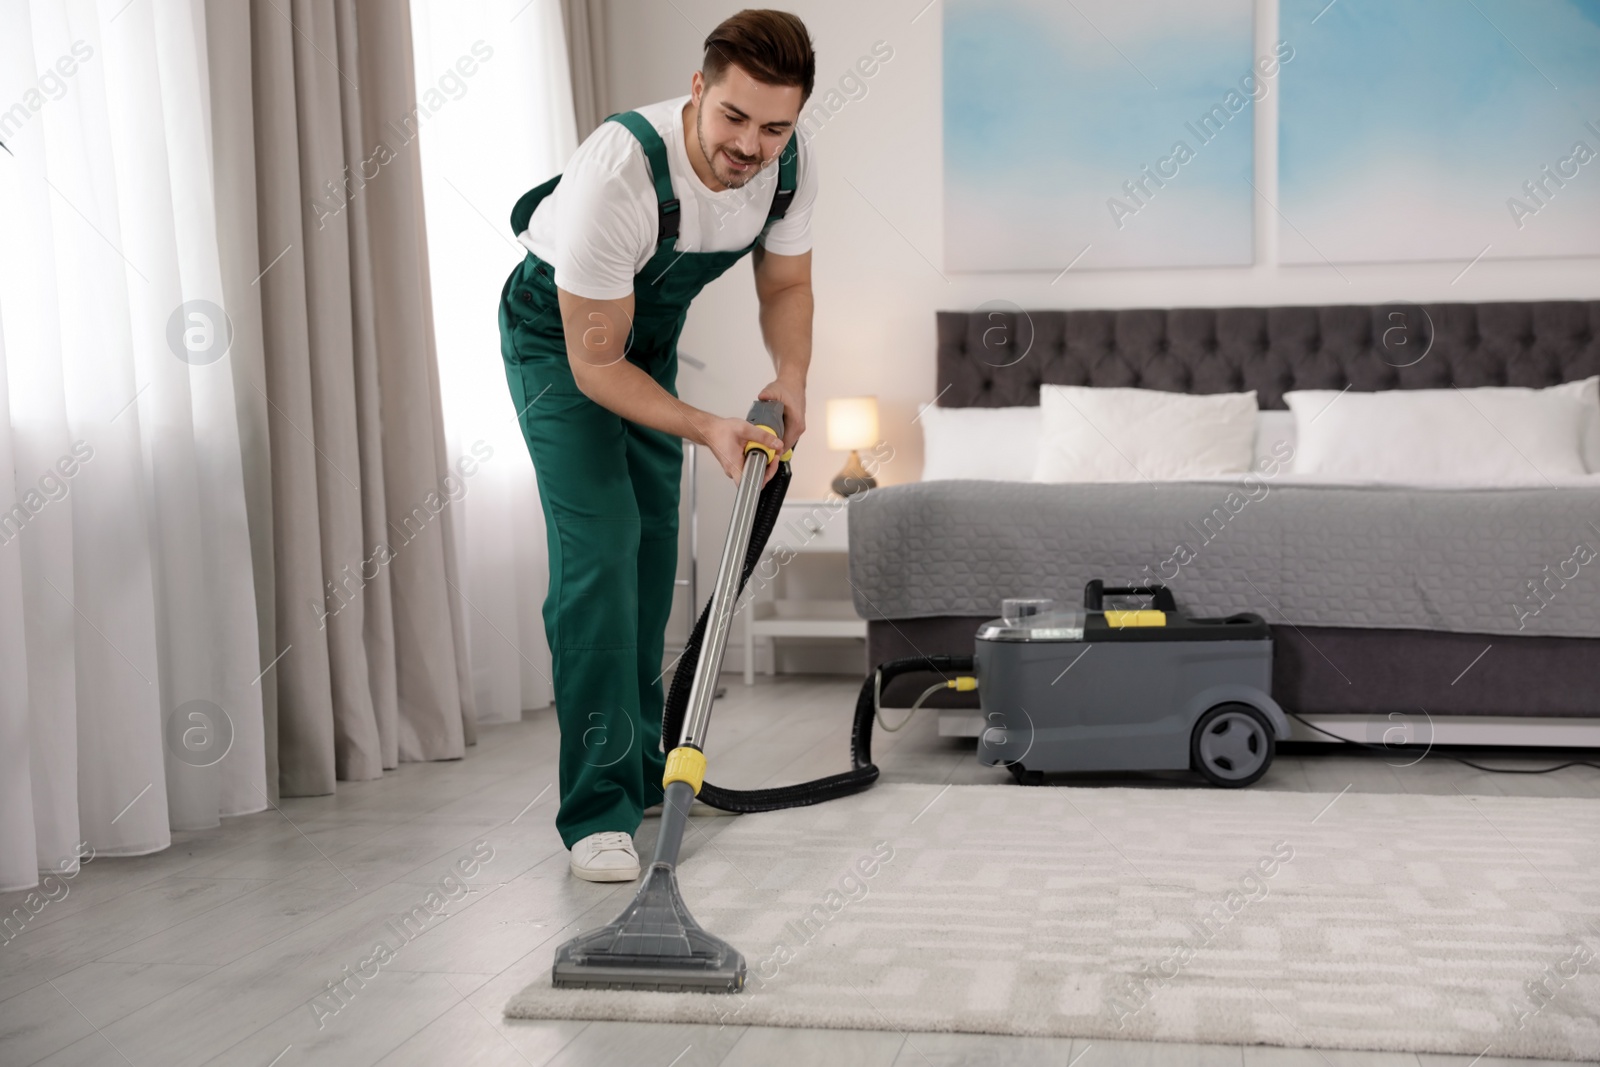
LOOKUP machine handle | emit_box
[743,398,787,460]
[1083,580,1177,613]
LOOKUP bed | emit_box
[847,300,1600,746]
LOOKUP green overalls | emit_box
[498,110,797,848]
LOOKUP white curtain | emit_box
[407,0,578,723]
[0,0,265,891]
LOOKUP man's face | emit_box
[692,65,803,190]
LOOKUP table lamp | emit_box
[826,396,879,497]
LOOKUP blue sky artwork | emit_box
[944,0,1259,271]
[1279,0,1600,264]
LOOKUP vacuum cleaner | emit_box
[974,584,1289,788]
[550,399,897,994]
[549,401,1288,995]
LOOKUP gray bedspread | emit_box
[843,479,1600,639]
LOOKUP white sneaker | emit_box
[569,831,640,882]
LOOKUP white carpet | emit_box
[505,784,1600,1060]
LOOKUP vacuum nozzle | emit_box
[551,861,746,993]
[550,781,746,993]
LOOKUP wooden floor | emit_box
[2,674,1597,1066]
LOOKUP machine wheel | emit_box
[1006,761,1045,786]
[1191,704,1274,788]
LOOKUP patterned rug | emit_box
[505,783,1600,1060]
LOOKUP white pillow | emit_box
[919,404,1041,481]
[1031,385,1259,483]
[1548,375,1600,472]
[1284,384,1590,484]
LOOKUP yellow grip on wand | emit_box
[742,398,788,462]
[744,424,781,461]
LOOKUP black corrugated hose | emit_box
[659,457,974,813]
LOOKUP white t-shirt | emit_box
[518,95,817,301]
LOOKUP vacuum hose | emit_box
[659,457,974,813]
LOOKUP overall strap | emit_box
[766,133,799,224]
[605,111,680,244]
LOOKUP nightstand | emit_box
[742,498,866,684]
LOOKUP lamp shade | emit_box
[826,396,879,451]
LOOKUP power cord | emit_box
[1285,711,1600,775]
[873,671,981,733]
[877,680,948,733]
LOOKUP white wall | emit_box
[601,0,1600,671]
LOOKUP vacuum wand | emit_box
[550,398,784,994]
[672,401,781,758]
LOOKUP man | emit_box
[498,10,816,881]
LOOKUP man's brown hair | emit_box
[702,9,816,101]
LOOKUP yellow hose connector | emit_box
[948,676,978,691]
[663,745,707,794]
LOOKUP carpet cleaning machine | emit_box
[550,400,1288,995]
[975,584,1288,787]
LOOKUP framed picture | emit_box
[944,0,1259,271]
[1279,0,1600,264]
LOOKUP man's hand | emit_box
[757,377,806,456]
[703,417,785,484]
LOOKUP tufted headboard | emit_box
[936,301,1600,410]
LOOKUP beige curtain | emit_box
[561,0,611,139]
[205,0,476,798]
